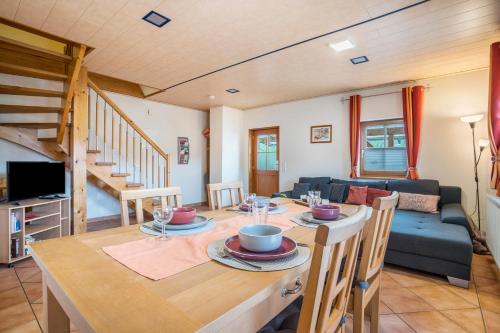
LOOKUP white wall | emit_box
[242,69,490,227]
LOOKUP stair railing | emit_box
[87,79,170,189]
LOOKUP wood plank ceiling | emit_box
[1,0,499,111]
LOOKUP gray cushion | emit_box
[439,186,462,206]
[388,210,472,265]
[291,183,311,199]
[299,177,330,190]
[441,203,472,236]
[318,183,333,200]
[387,179,439,196]
[329,183,346,203]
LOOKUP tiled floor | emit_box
[1,219,499,332]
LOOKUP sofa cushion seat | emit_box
[388,210,472,266]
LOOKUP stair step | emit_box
[0,36,72,63]
[87,149,101,154]
[0,84,65,97]
[0,62,68,81]
[38,137,57,142]
[0,105,63,114]
[111,173,130,177]
[95,162,116,166]
[126,183,143,188]
[0,122,59,129]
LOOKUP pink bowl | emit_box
[170,207,196,225]
[311,204,340,220]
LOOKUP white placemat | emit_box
[226,205,288,215]
[289,213,349,228]
[140,220,215,236]
[207,239,310,272]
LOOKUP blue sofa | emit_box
[274,177,473,287]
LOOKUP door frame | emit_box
[248,126,280,194]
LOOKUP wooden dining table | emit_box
[30,200,359,333]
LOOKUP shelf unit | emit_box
[0,197,71,265]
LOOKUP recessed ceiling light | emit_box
[350,56,369,65]
[328,40,355,52]
[142,11,171,27]
[208,95,215,100]
[226,88,240,94]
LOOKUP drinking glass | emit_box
[307,191,315,205]
[252,198,269,224]
[153,206,174,240]
[309,191,321,208]
[243,193,256,215]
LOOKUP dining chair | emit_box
[206,181,244,210]
[353,192,399,333]
[259,205,370,333]
[119,187,182,226]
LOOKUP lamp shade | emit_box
[479,139,490,148]
[460,114,484,123]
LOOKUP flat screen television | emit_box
[7,161,65,202]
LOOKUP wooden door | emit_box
[250,127,279,196]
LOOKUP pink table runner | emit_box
[103,204,308,280]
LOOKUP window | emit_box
[360,119,407,177]
[256,133,278,171]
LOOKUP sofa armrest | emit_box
[439,186,462,206]
[272,190,293,198]
[440,203,472,237]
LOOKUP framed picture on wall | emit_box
[310,125,332,143]
[178,137,190,164]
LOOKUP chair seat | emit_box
[258,297,302,333]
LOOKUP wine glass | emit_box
[252,198,269,224]
[243,193,256,215]
[153,206,174,240]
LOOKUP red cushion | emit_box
[366,188,392,206]
[345,186,368,205]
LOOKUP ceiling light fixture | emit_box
[350,56,369,64]
[208,95,215,100]
[328,40,355,52]
[142,11,171,27]
[226,88,240,94]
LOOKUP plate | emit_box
[152,215,209,230]
[224,235,297,261]
[239,202,278,212]
[300,211,348,224]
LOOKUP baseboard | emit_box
[184,201,208,207]
[88,213,125,223]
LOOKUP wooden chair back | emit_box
[119,187,182,226]
[297,205,370,333]
[206,181,244,210]
[358,192,399,282]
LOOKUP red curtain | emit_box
[489,42,500,196]
[402,86,425,180]
[349,95,361,178]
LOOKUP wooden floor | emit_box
[0,214,499,333]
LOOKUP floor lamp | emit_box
[460,114,489,230]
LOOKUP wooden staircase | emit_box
[0,19,171,231]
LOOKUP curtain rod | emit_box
[340,85,431,103]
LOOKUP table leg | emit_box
[43,274,70,333]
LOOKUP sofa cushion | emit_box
[331,179,386,202]
[346,186,368,205]
[329,183,346,203]
[366,188,392,206]
[299,177,331,190]
[387,179,439,196]
[439,186,462,206]
[318,183,333,200]
[441,203,472,237]
[388,210,472,265]
[397,192,440,213]
[291,183,310,199]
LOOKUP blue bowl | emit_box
[238,224,283,252]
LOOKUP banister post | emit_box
[71,67,88,234]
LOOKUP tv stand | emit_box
[0,197,71,265]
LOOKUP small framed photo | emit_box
[310,125,332,143]
[177,137,190,164]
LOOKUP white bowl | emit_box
[238,224,283,252]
